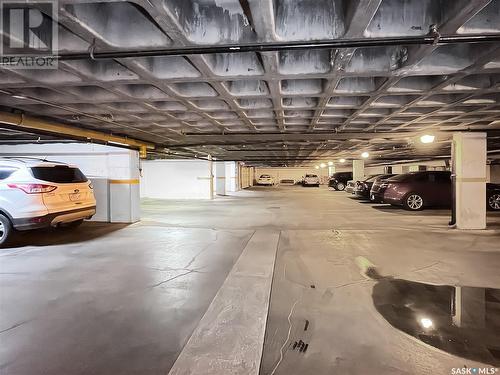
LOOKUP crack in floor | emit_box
[0,320,32,335]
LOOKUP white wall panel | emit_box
[140,160,213,199]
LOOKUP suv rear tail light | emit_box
[7,183,57,194]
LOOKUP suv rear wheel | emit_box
[404,193,424,211]
[0,214,14,247]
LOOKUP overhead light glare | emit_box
[12,95,27,99]
[420,134,435,144]
[315,165,320,169]
[339,158,346,163]
[419,317,433,329]
[328,161,333,166]
[320,163,326,168]
[361,152,369,158]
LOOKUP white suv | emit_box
[257,174,275,186]
[302,174,320,187]
[0,158,96,247]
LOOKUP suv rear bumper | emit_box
[12,206,96,230]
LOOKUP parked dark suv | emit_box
[329,172,353,191]
[383,171,500,211]
[383,171,452,210]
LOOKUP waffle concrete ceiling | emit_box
[1,0,500,166]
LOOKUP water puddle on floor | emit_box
[372,278,500,366]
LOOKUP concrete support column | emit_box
[225,162,237,192]
[208,155,214,200]
[215,162,226,196]
[452,132,487,230]
[352,160,365,181]
[328,165,336,177]
[108,150,141,223]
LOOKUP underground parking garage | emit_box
[1,0,500,374]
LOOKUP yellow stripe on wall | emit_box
[109,179,140,185]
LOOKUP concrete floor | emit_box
[0,223,252,375]
[1,185,500,375]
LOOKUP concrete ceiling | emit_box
[1,0,500,166]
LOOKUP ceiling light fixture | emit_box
[328,161,333,166]
[315,165,320,169]
[12,95,27,99]
[339,158,346,163]
[420,134,435,144]
[361,152,369,158]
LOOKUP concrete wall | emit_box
[364,159,449,175]
[254,167,329,184]
[488,164,500,183]
[0,143,140,222]
[239,165,255,189]
[140,159,213,199]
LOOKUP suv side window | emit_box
[0,167,18,180]
[413,173,429,182]
[436,172,451,183]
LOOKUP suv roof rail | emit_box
[0,156,68,165]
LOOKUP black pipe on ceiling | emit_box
[55,33,500,61]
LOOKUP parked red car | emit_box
[382,171,500,211]
[382,171,452,210]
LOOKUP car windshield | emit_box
[305,174,318,178]
[260,175,271,178]
[387,173,416,182]
[364,175,380,182]
[31,166,88,183]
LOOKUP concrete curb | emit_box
[168,230,279,375]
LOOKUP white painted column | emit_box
[352,160,365,181]
[328,165,336,177]
[452,132,487,230]
[108,150,141,223]
[225,162,237,192]
[208,155,214,200]
[215,162,226,196]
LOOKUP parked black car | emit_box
[370,176,393,203]
[354,174,395,200]
[329,172,353,191]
